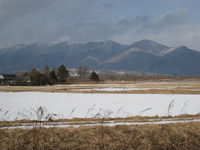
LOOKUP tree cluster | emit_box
[19,65,69,86]
[13,65,100,86]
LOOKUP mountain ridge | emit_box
[0,39,200,76]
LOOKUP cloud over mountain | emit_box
[0,0,200,51]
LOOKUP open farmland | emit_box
[0,80,200,125]
[1,80,200,94]
[1,80,200,149]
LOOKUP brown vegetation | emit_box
[1,80,200,94]
[1,121,200,150]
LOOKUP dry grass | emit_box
[1,80,200,94]
[1,113,200,128]
[1,121,200,149]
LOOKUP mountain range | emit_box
[0,39,200,76]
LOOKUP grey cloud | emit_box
[117,16,148,27]
[52,0,95,19]
[70,22,113,42]
[0,0,199,51]
[68,14,149,43]
[0,0,52,27]
[117,17,133,26]
[103,2,115,10]
[0,0,51,19]
[0,0,133,47]
[111,8,200,50]
[154,8,188,26]
[135,16,148,24]
[142,8,189,33]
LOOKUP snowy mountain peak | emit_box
[127,39,171,56]
[30,42,48,47]
[133,39,169,49]
[134,39,159,45]
[11,44,26,50]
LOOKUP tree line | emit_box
[16,65,99,86]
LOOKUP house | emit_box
[0,74,16,84]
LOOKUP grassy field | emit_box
[1,80,200,94]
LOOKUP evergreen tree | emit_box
[90,71,100,82]
[49,70,58,84]
[38,74,50,85]
[57,64,69,83]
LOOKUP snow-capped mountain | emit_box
[125,39,171,56]
[0,39,200,76]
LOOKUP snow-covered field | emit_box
[1,91,200,121]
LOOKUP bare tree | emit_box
[43,65,50,77]
[78,66,89,77]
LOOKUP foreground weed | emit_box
[1,122,200,149]
[1,107,200,149]
[165,99,175,116]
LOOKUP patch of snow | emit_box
[2,118,200,129]
[1,92,200,121]
[0,92,200,120]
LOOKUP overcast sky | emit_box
[0,0,200,50]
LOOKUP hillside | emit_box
[149,46,200,75]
